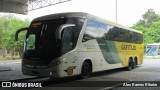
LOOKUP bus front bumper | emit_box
[22,65,62,78]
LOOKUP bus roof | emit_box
[33,12,87,21]
[33,12,142,34]
[147,43,160,46]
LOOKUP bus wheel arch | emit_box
[80,59,92,79]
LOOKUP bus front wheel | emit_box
[80,62,91,79]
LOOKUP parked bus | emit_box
[15,12,144,78]
[145,43,160,56]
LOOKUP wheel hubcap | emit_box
[83,66,89,75]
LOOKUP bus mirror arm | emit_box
[15,27,28,41]
[56,24,75,40]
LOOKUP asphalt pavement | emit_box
[0,59,160,90]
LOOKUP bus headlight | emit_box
[49,59,62,66]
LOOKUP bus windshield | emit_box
[24,17,84,65]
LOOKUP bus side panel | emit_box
[78,39,123,73]
[96,40,123,70]
[78,39,99,73]
[114,42,144,67]
[78,40,144,75]
[137,43,144,65]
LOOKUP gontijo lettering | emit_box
[121,44,136,50]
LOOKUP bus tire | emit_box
[80,61,91,79]
[127,59,132,70]
[132,60,136,69]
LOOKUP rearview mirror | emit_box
[55,24,75,40]
[15,27,28,41]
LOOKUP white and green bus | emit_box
[15,12,144,78]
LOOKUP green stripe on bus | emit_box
[97,40,121,64]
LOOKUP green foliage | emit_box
[0,14,29,57]
[137,9,160,27]
[132,9,160,46]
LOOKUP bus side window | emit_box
[83,20,100,42]
[99,23,109,40]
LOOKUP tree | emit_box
[132,9,160,46]
[149,20,160,42]
[0,15,29,59]
[137,9,160,27]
